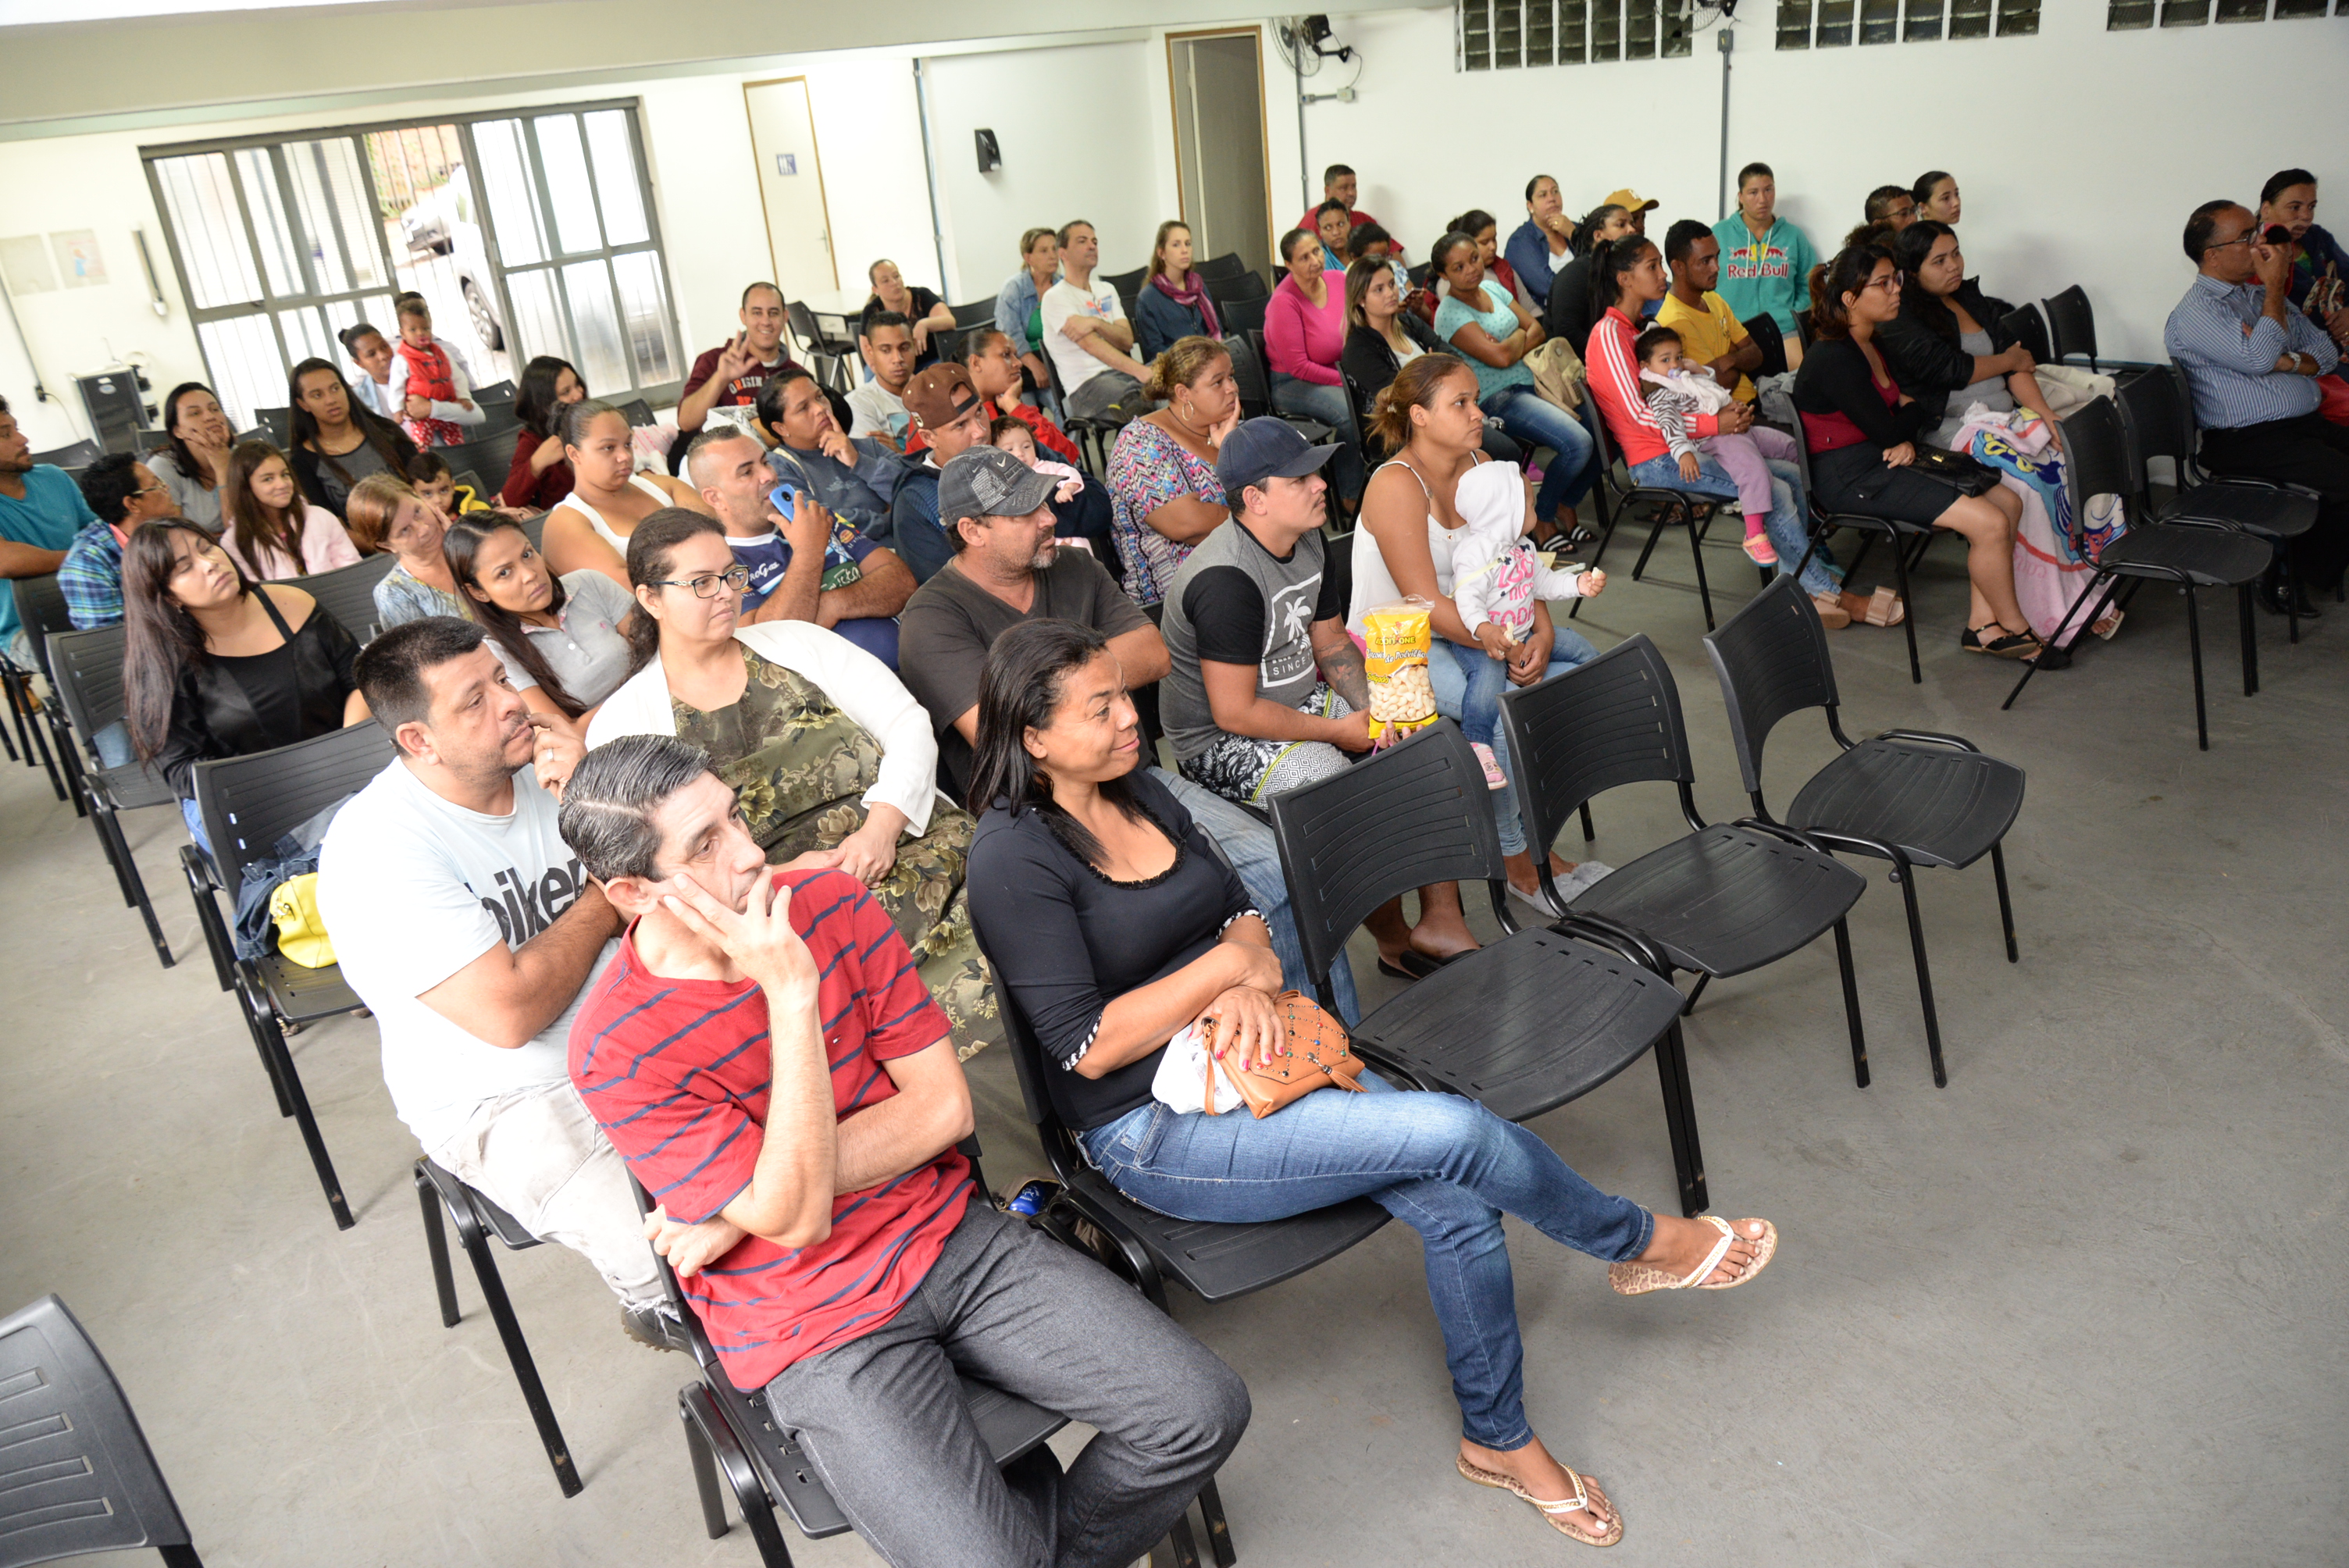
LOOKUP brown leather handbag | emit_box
[1200,990,1368,1118]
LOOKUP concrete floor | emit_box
[6,526,2345,1568]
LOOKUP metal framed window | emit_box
[1561,0,1592,61]
[1951,0,1995,34]
[1905,0,1947,38]
[142,100,680,430]
[1996,0,2039,30]
[1780,0,2035,42]
[2161,0,2209,21]
[1777,0,1815,45]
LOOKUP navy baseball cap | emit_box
[1214,416,1341,500]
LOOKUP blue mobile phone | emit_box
[766,484,797,522]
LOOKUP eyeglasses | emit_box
[2201,233,2260,253]
[132,482,169,497]
[651,565,751,599]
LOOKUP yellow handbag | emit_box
[268,873,337,968]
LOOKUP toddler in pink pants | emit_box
[1638,332,1801,566]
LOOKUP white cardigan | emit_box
[586,620,941,837]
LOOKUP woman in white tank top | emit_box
[541,400,711,589]
[1356,356,1612,921]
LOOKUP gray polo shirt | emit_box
[1157,520,1342,763]
[488,569,636,710]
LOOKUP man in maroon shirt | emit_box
[1292,163,1399,259]
[677,282,808,436]
[563,735,1246,1568]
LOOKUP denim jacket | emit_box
[993,268,1060,341]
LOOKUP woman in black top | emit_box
[860,258,955,369]
[1878,221,2059,447]
[1541,202,1633,358]
[1792,245,2037,657]
[287,358,419,520]
[1338,258,1520,465]
[121,519,369,850]
[964,618,1777,1552]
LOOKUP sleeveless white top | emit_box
[558,471,672,554]
[1346,454,1489,635]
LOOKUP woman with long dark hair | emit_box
[964,616,1778,1554]
[585,508,996,1055]
[1340,258,1522,468]
[1792,244,2038,657]
[445,513,634,728]
[1878,220,2056,448]
[120,518,368,848]
[960,330,1082,464]
[501,355,586,511]
[286,358,418,519]
[150,383,234,531]
[219,439,361,580]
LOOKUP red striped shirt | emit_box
[571,868,968,1389]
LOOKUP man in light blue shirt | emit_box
[2165,198,2349,614]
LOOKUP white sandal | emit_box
[1608,1215,1778,1295]
[1456,1452,1624,1547]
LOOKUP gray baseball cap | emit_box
[939,445,1060,526]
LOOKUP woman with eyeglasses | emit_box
[586,508,998,1055]
[119,518,369,850]
[1792,244,2039,659]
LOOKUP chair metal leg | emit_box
[1167,1509,1205,1568]
[687,1384,797,1565]
[181,846,235,992]
[679,1395,731,1541]
[1844,529,1877,580]
[2183,586,2208,751]
[244,975,354,1228]
[158,1546,203,1568]
[48,718,87,818]
[1578,801,1595,843]
[2237,583,2258,697]
[1890,529,1920,685]
[0,695,16,761]
[1890,865,1947,1088]
[1988,844,2018,964]
[1790,524,1823,586]
[1628,509,1669,581]
[1652,1021,1708,1216]
[1830,916,1868,1089]
[415,1164,462,1328]
[10,677,66,801]
[93,796,173,968]
[1679,972,1709,1017]
[455,1210,583,1497]
[2005,571,2105,712]
[1196,1477,1238,1568]
[1688,510,1716,631]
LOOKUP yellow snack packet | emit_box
[1360,597,1439,736]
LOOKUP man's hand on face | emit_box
[2253,238,2294,296]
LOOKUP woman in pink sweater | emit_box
[1266,227,1365,502]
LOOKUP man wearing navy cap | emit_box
[1157,418,1381,804]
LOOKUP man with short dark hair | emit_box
[896,443,1358,1016]
[1656,220,1764,404]
[319,617,716,1350]
[845,312,918,444]
[0,394,92,664]
[1039,221,1145,422]
[60,451,176,633]
[1293,163,1392,250]
[684,426,912,664]
[563,733,1248,1568]
[677,282,807,436]
[2167,198,2349,615]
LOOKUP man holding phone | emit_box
[683,426,914,667]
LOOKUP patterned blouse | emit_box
[1106,419,1225,606]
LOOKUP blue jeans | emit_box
[1428,636,1595,857]
[1154,768,1360,1025]
[1078,1070,1652,1449]
[1269,374,1367,501]
[180,795,212,853]
[1481,386,1595,523]
[1627,451,1840,597]
[92,718,134,769]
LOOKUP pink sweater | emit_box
[1265,271,1348,387]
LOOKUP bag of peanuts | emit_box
[1360,597,1440,739]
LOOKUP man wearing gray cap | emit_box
[904,442,1358,1018]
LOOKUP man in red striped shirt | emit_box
[563,735,1246,1568]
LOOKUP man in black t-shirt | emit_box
[1159,420,1381,805]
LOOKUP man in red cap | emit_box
[889,363,1113,585]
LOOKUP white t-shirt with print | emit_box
[1039,279,1135,397]
[319,757,617,1146]
[844,378,910,442]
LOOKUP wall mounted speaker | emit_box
[975,129,1001,173]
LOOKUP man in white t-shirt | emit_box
[844,312,918,446]
[320,617,736,1351]
[1039,219,1145,422]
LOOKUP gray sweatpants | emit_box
[761,1199,1249,1568]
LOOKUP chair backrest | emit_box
[461,425,526,501]
[618,397,656,428]
[1224,333,1273,420]
[194,719,395,893]
[1740,314,1788,380]
[1341,365,1381,454]
[1102,265,1147,299]
[272,554,397,644]
[1499,633,1695,854]
[1701,574,1839,799]
[929,326,965,366]
[1267,721,1510,989]
[1194,251,1249,283]
[2001,302,2052,365]
[2041,284,2094,364]
[1220,294,1269,338]
[9,576,72,681]
[2052,397,2131,545]
[1206,270,1270,308]
[44,625,137,766]
[30,440,98,471]
[0,1293,195,1563]
[949,298,998,329]
[1574,390,1632,498]
[785,298,823,357]
[255,406,291,448]
[1406,261,1431,289]
[471,380,515,404]
[517,512,547,551]
[2114,365,2190,469]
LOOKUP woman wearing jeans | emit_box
[1355,355,1611,915]
[1428,231,1597,537]
[965,618,1780,1552]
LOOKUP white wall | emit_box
[1296,4,2347,362]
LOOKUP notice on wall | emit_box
[52,230,107,288]
[0,234,55,294]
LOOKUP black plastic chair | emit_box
[2117,366,2319,641]
[1204,270,1270,311]
[459,424,526,507]
[1705,576,2026,1086]
[2000,303,2051,366]
[0,1294,202,1567]
[2001,399,2267,751]
[471,380,516,404]
[253,406,291,448]
[784,301,859,393]
[269,554,396,644]
[184,721,397,1229]
[46,625,176,968]
[1036,345,1127,478]
[1223,333,1336,447]
[9,576,78,806]
[1101,264,1148,299]
[1741,315,1788,380]
[1219,294,1268,337]
[1500,636,1874,1085]
[630,1156,1106,1568]
[1269,721,1711,1213]
[1783,419,1932,683]
[1571,395,1738,632]
[30,439,99,470]
[1194,251,1249,283]
[414,1159,581,1497]
[948,298,998,329]
[2039,285,2162,378]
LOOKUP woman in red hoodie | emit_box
[1265,227,1364,503]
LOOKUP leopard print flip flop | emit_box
[1456,1452,1623,1547]
[1608,1216,1778,1295]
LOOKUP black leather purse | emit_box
[1905,445,2001,497]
